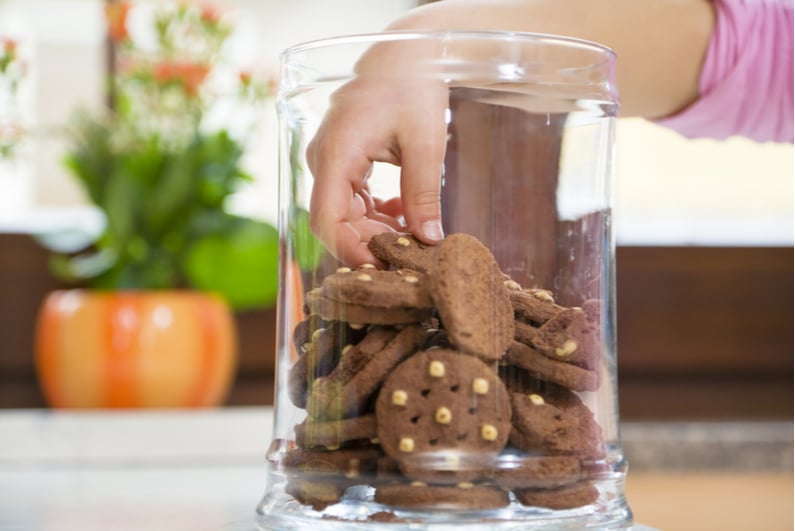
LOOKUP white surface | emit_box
[0,407,272,466]
[0,407,666,531]
[0,466,264,531]
[0,407,273,531]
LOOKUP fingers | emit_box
[398,82,449,245]
[307,78,449,265]
[308,141,382,265]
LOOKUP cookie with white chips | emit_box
[375,348,511,483]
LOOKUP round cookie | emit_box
[367,232,436,274]
[508,387,604,460]
[307,324,427,421]
[504,340,599,392]
[306,288,433,326]
[294,414,377,450]
[375,349,512,483]
[508,287,563,325]
[280,445,383,477]
[429,233,514,361]
[320,266,433,309]
[490,454,582,490]
[374,483,510,511]
[281,446,383,510]
[530,308,600,370]
[288,320,366,408]
[513,481,599,510]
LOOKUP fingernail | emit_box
[420,220,444,242]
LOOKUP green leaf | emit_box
[143,145,196,233]
[102,163,141,245]
[49,248,117,283]
[291,207,325,271]
[183,217,279,310]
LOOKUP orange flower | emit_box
[105,1,132,42]
[153,61,210,97]
[200,4,222,25]
[1,37,17,57]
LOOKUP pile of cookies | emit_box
[276,232,606,514]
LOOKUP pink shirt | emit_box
[655,0,794,143]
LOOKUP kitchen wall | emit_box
[0,0,791,247]
[0,0,416,226]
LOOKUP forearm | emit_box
[389,0,716,118]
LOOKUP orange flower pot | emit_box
[35,290,237,409]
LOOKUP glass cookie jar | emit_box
[257,31,632,530]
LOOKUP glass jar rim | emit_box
[281,29,615,63]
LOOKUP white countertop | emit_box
[1,408,789,531]
[0,408,273,531]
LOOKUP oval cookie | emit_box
[429,233,514,361]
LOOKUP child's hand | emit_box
[306,75,448,266]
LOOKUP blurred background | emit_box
[0,2,791,530]
[0,0,791,420]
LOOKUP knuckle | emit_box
[409,189,441,210]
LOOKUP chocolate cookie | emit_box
[530,308,600,370]
[490,454,582,489]
[429,233,514,361]
[320,266,433,309]
[514,319,539,346]
[374,482,510,511]
[305,288,433,326]
[281,446,383,477]
[281,446,383,510]
[368,232,436,274]
[292,314,326,356]
[375,349,511,483]
[513,481,599,510]
[288,321,365,409]
[504,341,599,392]
[509,287,563,325]
[508,386,604,460]
[294,414,378,450]
[307,324,427,420]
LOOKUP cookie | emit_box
[374,483,510,511]
[375,349,511,483]
[285,478,346,510]
[429,233,514,361]
[509,287,563,325]
[530,308,600,370]
[281,446,383,510]
[294,414,378,450]
[508,387,604,460]
[514,319,539,346]
[368,232,436,274]
[305,288,433,326]
[291,313,327,356]
[490,454,582,489]
[513,481,599,510]
[321,266,433,309]
[307,324,427,420]
[281,445,383,476]
[288,321,363,409]
[503,341,599,392]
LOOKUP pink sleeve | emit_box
[654,0,794,143]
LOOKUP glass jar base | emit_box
[256,479,633,531]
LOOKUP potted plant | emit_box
[35,1,279,408]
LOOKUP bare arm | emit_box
[391,0,716,118]
[306,0,715,265]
